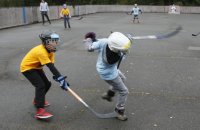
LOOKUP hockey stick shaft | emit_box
[192,32,200,36]
[130,26,182,40]
[68,88,89,107]
[67,88,117,118]
[125,12,131,15]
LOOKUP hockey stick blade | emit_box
[77,16,83,20]
[192,32,200,36]
[131,26,182,40]
[125,12,131,15]
[88,107,117,118]
[67,88,117,119]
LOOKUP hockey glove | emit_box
[53,76,70,90]
[83,38,94,52]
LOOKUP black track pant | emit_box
[41,11,51,24]
[22,69,51,108]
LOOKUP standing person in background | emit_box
[171,4,177,13]
[60,4,71,29]
[40,0,51,25]
[131,4,142,23]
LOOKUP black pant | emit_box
[22,69,51,108]
[41,11,51,24]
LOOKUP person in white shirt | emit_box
[171,4,177,13]
[40,0,51,25]
[131,4,142,23]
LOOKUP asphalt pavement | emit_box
[0,12,200,130]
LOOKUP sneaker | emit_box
[115,108,128,121]
[102,93,113,102]
[34,108,53,119]
[33,100,50,107]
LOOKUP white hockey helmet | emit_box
[134,4,137,7]
[108,32,132,53]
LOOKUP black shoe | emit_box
[102,93,113,102]
[102,90,115,102]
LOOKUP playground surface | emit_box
[0,12,200,130]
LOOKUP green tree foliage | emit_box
[196,0,200,4]
[0,0,200,7]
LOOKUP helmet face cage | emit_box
[39,31,60,52]
[46,37,59,44]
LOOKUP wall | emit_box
[0,5,199,29]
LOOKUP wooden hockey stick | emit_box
[67,88,117,119]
